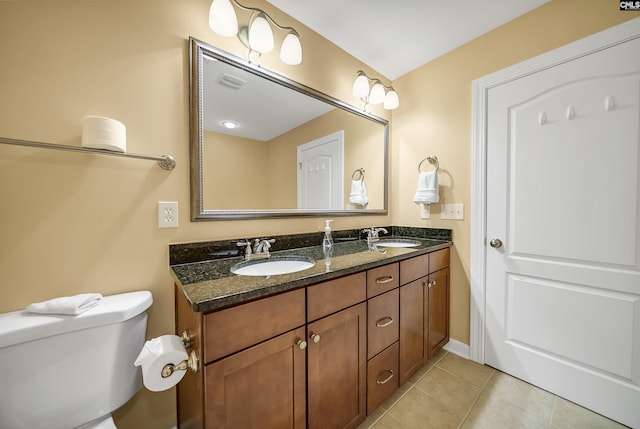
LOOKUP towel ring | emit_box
[418,156,439,173]
[352,168,365,181]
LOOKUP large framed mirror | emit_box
[189,37,389,220]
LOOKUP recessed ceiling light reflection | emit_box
[221,120,239,129]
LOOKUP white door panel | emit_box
[297,131,344,210]
[485,33,640,428]
[505,274,639,380]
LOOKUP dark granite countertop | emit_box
[170,227,451,313]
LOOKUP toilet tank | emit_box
[0,291,153,429]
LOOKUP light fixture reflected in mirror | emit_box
[352,70,399,111]
[221,120,239,129]
[209,0,302,66]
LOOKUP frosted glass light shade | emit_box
[248,13,274,53]
[352,74,370,98]
[209,0,238,37]
[280,32,302,65]
[369,82,386,104]
[384,89,399,109]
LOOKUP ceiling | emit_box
[266,0,550,80]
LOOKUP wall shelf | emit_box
[0,137,176,170]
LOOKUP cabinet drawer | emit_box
[429,248,450,273]
[399,254,428,285]
[367,288,399,359]
[307,272,366,322]
[367,263,399,298]
[203,288,306,363]
[367,342,399,415]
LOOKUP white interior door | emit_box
[297,131,344,210]
[484,33,640,427]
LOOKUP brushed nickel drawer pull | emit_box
[296,339,308,350]
[310,333,321,343]
[376,369,394,385]
[376,317,394,328]
[375,276,394,284]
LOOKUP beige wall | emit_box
[268,108,386,209]
[0,1,390,428]
[203,131,269,209]
[0,0,633,427]
[391,0,634,345]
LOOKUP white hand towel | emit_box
[413,171,439,204]
[349,179,368,207]
[25,293,103,316]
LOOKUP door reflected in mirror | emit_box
[190,37,388,220]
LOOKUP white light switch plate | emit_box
[158,201,179,228]
[441,203,464,220]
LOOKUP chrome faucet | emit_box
[363,227,388,242]
[236,240,253,259]
[362,227,388,252]
[236,238,275,260]
[253,238,275,256]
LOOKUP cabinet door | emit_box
[428,267,450,358]
[308,303,366,429]
[399,276,427,385]
[204,326,307,429]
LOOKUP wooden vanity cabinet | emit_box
[366,341,399,413]
[398,248,450,385]
[307,273,367,429]
[204,326,307,428]
[365,263,400,415]
[175,247,449,428]
[398,275,428,386]
[428,266,450,357]
[176,287,306,429]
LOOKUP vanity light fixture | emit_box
[352,70,399,111]
[208,0,302,66]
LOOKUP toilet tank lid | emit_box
[0,291,153,349]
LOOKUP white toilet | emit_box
[0,291,153,429]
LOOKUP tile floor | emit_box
[358,350,628,429]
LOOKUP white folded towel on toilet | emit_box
[414,171,439,204]
[349,179,368,207]
[25,293,103,316]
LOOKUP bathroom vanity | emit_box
[171,228,451,429]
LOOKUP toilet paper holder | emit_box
[161,350,199,378]
[159,330,199,378]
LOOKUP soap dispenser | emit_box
[322,220,333,271]
[322,219,333,251]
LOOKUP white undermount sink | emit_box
[231,256,316,277]
[374,238,422,248]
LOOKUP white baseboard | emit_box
[443,338,470,359]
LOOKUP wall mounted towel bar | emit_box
[352,167,365,180]
[0,137,176,170]
[418,155,439,172]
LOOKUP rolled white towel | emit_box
[25,293,103,316]
[349,179,368,207]
[414,171,439,204]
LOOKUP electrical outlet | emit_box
[158,201,179,228]
[420,203,431,219]
[441,203,464,220]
